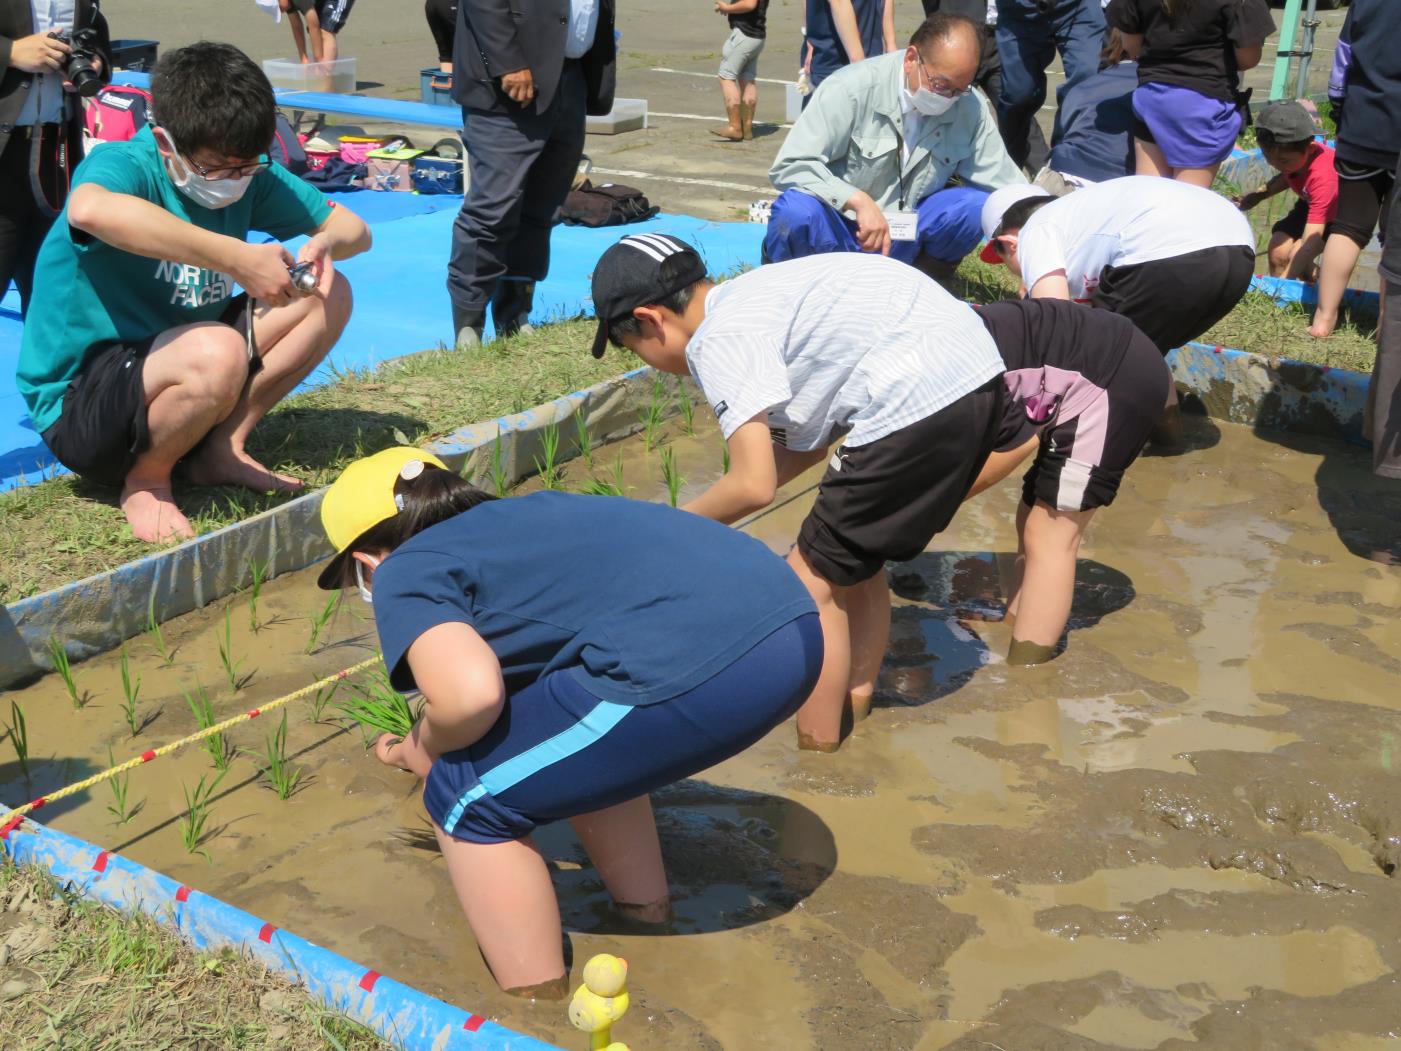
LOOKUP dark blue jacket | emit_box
[1334,0,1400,171]
[1049,61,1137,184]
[805,0,886,90]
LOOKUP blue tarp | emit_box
[0,204,763,492]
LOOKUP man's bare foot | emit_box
[184,447,304,493]
[121,484,195,543]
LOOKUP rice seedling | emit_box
[217,608,247,692]
[246,559,269,632]
[579,478,625,496]
[661,447,684,508]
[146,592,174,665]
[6,700,29,780]
[675,380,696,436]
[573,409,595,470]
[489,427,510,498]
[533,421,564,490]
[338,667,420,741]
[260,712,303,801]
[306,678,342,724]
[179,770,226,861]
[304,593,340,655]
[609,448,627,494]
[643,375,668,450]
[721,439,731,475]
[118,645,143,737]
[104,747,143,825]
[185,685,233,772]
[45,635,82,709]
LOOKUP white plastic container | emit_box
[262,57,357,95]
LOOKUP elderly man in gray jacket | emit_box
[765,13,1023,275]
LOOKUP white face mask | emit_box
[158,130,253,210]
[354,556,382,605]
[906,56,961,118]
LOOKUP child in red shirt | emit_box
[1238,100,1338,281]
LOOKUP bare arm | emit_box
[1234,44,1263,72]
[965,434,1038,499]
[716,0,759,12]
[1238,172,1288,210]
[682,416,779,523]
[1286,223,1327,280]
[309,202,371,260]
[881,0,896,54]
[400,622,507,762]
[1029,271,1072,300]
[826,0,866,63]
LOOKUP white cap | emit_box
[980,183,1052,241]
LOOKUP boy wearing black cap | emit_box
[589,234,1006,751]
[1238,100,1336,282]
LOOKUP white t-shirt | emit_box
[1018,176,1255,299]
[685,254,1004,452]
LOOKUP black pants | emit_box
[1327,161,1394,250]
[447,60,587,319]
[1093,245,1256,354]
[0,130,56,316]
[424,0,457,64]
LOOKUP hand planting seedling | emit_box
[306,678,342,724]
[118,645,145,737]
[260,711,304,801]
[661,447,684,508]
[675,379,696,436]
[146,593,174,665]
[104,746,143,825]
[185,685,233,772]
[304,593,341,655]
[246,558,270,632]
[45,635,83,709]
[218,608,249,692]
[534,421,564,490]
[574,410,595,470]
[6,700,29,781]
[179,770,226,861]
[643,375,668,451]
[338,666,420,742]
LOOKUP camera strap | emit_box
[27,123,73,221]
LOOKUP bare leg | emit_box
[713,77,742,140]
[287,11,309,63]
[433,824,568,995]
[1309,233,1363,338]
[122,323,251,542]
[1267,233,1298,278]
[184,273,351,491]
[1003,498,1033,626]
[786,547,851,752]
[1174,164,1220,189]
[1134,139,1171,179]
[845,570,890,724]
[304,7,324,62]
[740,78,757,114]
[569,795,670,922]
[321,27,339,63]
[1008,500,1095,665]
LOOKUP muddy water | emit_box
[4,414,1401,1050]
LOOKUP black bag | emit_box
[269,111,308,176]
[559,180,659,227]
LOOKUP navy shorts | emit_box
[423,613,823,844]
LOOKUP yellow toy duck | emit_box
[568,953,630,1051]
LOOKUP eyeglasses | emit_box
[916,59,973,100]
[186,153,271,181]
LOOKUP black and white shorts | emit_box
[797,379,1004,586]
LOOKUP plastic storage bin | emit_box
[262,57,357,95]
[110,39,158,73]
[419,68,455,107]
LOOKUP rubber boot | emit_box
[452,306,484,351]
[490,279,536,339]
[710,103,743,141]
[740,102,755,141]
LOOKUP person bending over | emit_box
[1237,100,1337,283]
[967,300,1171,663]
[321,447,822,994]
[16,42,370,542]
[767,13,1023,280]
[590,234,1007,752]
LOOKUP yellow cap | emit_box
[316,446,448,589]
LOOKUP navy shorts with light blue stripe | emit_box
[423,613,823,843]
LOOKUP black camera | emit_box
[49,27,102,98]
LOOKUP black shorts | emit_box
[797,378,1004,587]
[1092,244,1256,354]
[1326,161,1393,250]
[425,0,457,64]
[315,0,356,33]
[1272,199,1310,242]
[41,296,251,487]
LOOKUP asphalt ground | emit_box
[103,1,1347,221]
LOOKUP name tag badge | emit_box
[886,211,919,242]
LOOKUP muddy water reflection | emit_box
[5,412,1400,1049]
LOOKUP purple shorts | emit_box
[1132,82,1242,169]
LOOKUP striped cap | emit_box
[588,234,708,358]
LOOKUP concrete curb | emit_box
[0,366,667,690]
[1,817,560,1050]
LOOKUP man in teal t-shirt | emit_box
[16,41,371,543]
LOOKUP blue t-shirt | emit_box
[1049,61,1138,184]
[17,127,332,435]
[371,491,817,705]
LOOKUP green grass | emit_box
[0,319,614,604]
[0,861,394,1049]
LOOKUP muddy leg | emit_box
[1008,501,1094,665]
[569,795,671,923]
[786,547,851,751]
[1003,498,1033,627]
[433,824,568,996]
[846,570,890,724]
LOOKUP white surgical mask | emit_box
[910,85,957,118]
[354,556,382,605]
[158,130,253,210]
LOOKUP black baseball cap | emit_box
[588,234,708,358]
[1256,100,1317,144]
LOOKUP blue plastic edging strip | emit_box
[1249,274,1381,314]
[1,817,561,1051]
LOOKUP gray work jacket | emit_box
[770,51,1022,212]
